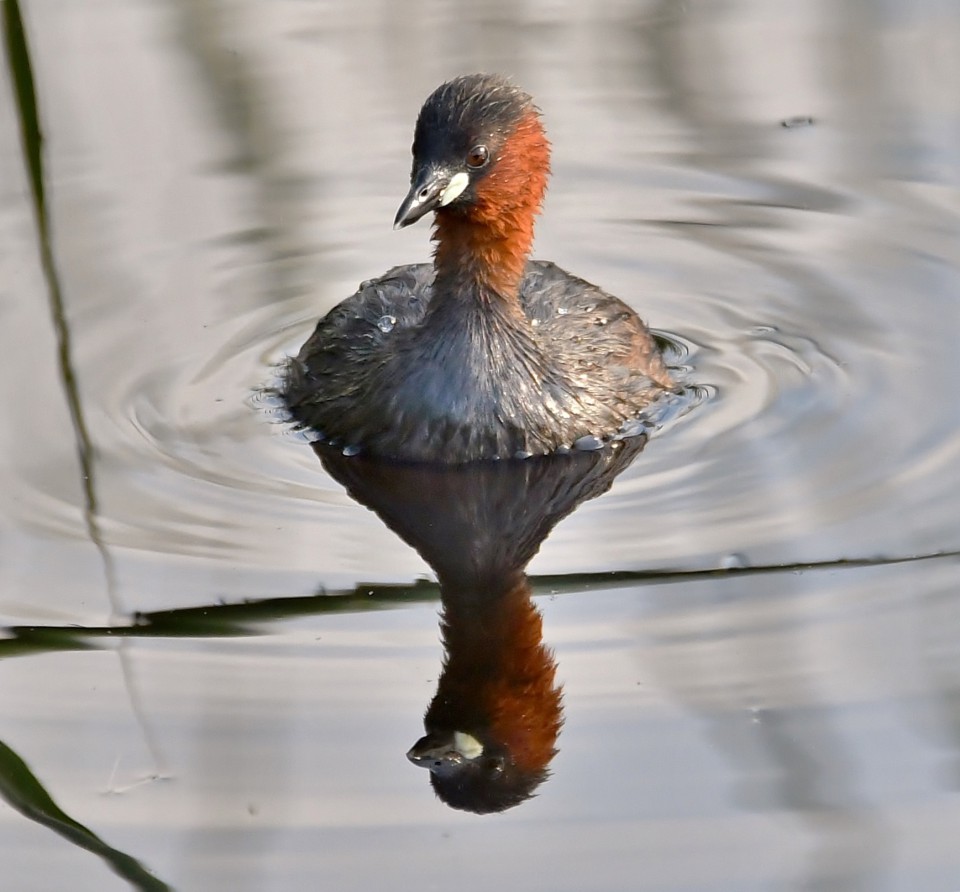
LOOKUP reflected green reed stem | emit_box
[1,0,119,614]
[2,8,172,887]
[0,740,171,892]
[2,550,958,659]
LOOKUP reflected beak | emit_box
[406,731,483,771]
[394,167,449,229]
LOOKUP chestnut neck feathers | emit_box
[431,109,550,302]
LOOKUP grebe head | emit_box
[394,74,551,231]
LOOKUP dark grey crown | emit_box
[411,74,533,169]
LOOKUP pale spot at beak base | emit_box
[439,172,470,207]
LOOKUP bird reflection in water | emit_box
[316,435,647,812]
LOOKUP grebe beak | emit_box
[394,166,452,229]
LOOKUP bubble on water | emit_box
[617,416,652,440]
[573,434,604,451]
[720,553,748,570]
[555,444,570,455]
[513,449,532,459]
[342,444,362,457]
[377,314,396,333]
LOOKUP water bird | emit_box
[285,73,672,462]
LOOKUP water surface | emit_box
[2,1,960,890]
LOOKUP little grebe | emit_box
[284,74,672,463]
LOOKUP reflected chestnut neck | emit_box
[428,574,561,774]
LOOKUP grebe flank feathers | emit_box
[284,73,672,463]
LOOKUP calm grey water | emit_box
[2,1,960,890]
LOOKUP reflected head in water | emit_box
[407,570,560,814]
[317,434,647,812]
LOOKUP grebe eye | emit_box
[466,145,489,168]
